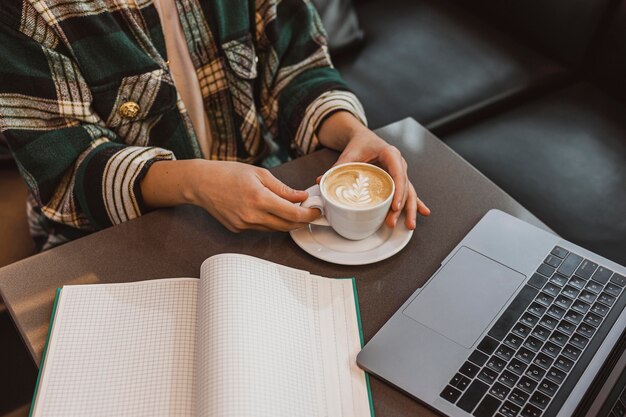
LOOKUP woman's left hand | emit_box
[317,111,430,229]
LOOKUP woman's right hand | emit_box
[141,159,320,232]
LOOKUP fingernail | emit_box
[396,202,401,210]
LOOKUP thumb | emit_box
[261,172,308,203]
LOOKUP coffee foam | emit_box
[323,165,392,208]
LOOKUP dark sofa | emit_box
[336,0,626,266]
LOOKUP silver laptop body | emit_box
[357,209,626,417]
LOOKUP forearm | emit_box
[140,159,201,209]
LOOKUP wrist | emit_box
[141,159,203,209]
[317,111,368,151]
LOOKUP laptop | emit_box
[357,209,626,417]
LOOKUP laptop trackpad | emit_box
[403,246,525,348]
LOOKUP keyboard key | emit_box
[457,380,490,413]
[521,403,543,417]
[574,259,598,280]
[554,295,573,310]
[520,312,540,327]
[534,353,554,369]
[585,280,603,294]
[550,274,568,287]
[556,320,576,336]
[547,305,566,320]
[570,333,589,350]
[504,333,525,349]
[538,263,555,277]
[511,352,533,369]
[528,302,548,317]
[451,373,471,391]
[539,315,558,330]
[544,255,562,268]
[551,246,569,259]
[460,361,481,378]
[498,370,519,388]
[562,344,582,361]
[469,350,490,367]
[524,336,543,352]
[579,290,597,304]
[487,355,507,373]
[598,292,616,307]
[478,336,499,355]
[507,358,528,376]
[568,276,587,290]
[576,322,596,338]
[542,283,561,297]
[549,331,568,347]
[564,310,583,325]
[538,378,559,397]
[512,322,533,338]
[478,367,498,385]
[561,285,580,299]
[583,312,602,327]
[496,344,516,361]
[605,283,623,298]
[517,376,538,393]
[509,388,530,406]
[557,253,583,277]
[591,266,613,284]
[554,355,574,373]
[473,394,502,417]
[528,273,548,290]
[610,273,626,287]
[571,300,591,315]
[526,364,547,381]
[440,385,462,403]
[488,285,538,340]
[541,342,561,358]
[499,401,521,417]
[530,391,551,409]
[546,367,566,384]
[535,292,554,308]
[532,325,551,341]
[490,382,511,400]
[591,302,609,317]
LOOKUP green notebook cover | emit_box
[346,278,376,417]
[29,288,62,417]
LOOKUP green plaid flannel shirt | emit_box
[0,0,366,250]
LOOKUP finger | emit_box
[404,185,418,230]
[416,194,431,216]
[245,212,310,232]
[261,188,321,224]
[378,147,407,212]
[259,170,308,203]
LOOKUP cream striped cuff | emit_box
[293,90,367,155]
[102,146,175,225]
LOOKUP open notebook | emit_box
[30,254,373,417]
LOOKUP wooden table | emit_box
[0,118,551,417]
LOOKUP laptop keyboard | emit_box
[440,246,626,417]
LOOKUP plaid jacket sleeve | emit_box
[256,0,367,156]
[0,9,174,231]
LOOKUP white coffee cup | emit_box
[301,162,395,240]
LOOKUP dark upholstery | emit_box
[594,0,626,97]
[444,84,626,265]
[453,0,615,65]
[336,0,565,130]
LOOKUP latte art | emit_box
[323,165,393,208]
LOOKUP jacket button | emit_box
[119,102,140,119]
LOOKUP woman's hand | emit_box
[317,111,430,229]
[141,159,320,232]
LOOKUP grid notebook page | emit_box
[196,254,371,417]
[32,278,198,417]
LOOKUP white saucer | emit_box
[289,214,414,266]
